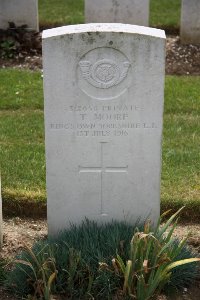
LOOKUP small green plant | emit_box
[6,217,200,300]
[10,243,57,300]
[5,221,140,299]
[62,246,94,298]
[0,40,16,58]
[111,208,200,300]
[0,258,8,284]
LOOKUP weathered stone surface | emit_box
[0,0,38,31]
[42,23,166,235]
[85,0,149,26]
[181,0,200,44]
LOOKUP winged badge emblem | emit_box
[79,59,130,89]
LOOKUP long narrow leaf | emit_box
[116,254,126,274]
[14,259,37,279]
[165,220,178,243]
[123,260,132,293]
[157,207,185,239]
[170,237,188,260]
[157,239,174,257]
[166,258,200,272]
[154,209,171,236]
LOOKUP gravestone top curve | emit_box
[42,23,165,40]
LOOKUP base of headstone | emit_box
[0,0,39,31]
[180,0,200,45]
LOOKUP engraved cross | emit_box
[79,142,128,215]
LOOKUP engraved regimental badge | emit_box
[79,59,130,89]
[77,47,132,100]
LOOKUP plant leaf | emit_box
[166,258,200,272]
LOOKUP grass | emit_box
[0,70,43,110]
[162,77,200,216]
[150,0,181,30]
[0,69,46,211]
[0,70,44,199]
[38,0,181,30]
[38,0,84,28]
[0,69,200,219]
[7,221,136,298]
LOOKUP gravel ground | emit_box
[0,34,200,75]
[1,218,200,259]
[166,36,200,75]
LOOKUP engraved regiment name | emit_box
[50,104,157,137]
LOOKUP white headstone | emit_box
[43,24,166,235]
[0,0,39,31]
[85,0,149,26]
[181,0,200,44]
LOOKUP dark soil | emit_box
[0,287,16,300]
[0,27,200,75]
[166,36,200,75]
[0,25,41,71]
